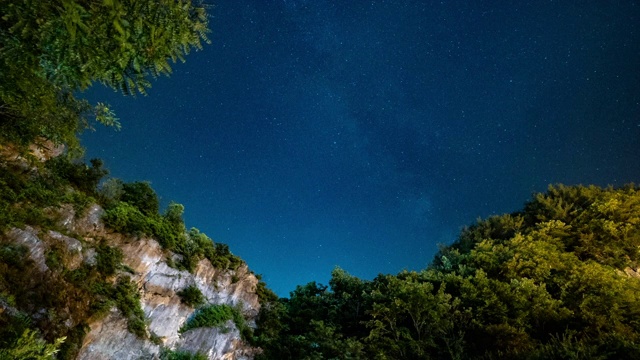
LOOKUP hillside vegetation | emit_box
[0,1,274,358]
[1,1,639,359]
[254,184,640,360]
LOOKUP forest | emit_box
[1,1,640,359]
[253,184,640,359]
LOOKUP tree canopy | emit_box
[255,184,640,360]
[0,0,210,149]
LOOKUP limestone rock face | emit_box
[47,230,84,270]
[0,138,64,170]
[7,227,49,273]
[8,204,261,360]
[179,321,258,360]
[76,308,158,360]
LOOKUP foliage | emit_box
[256,184,640,360]
[0,329,65,360]
[177,285,206,308]
[0,0,210,149]
[255,273,370,360]
[45,157,108,196]
[160,348,208,360]
[113,276,147,338]
[255,275,279,304]
[0,154,111,232]
[179,304,235,333]
[95,242,124,276]
[120,181,160,216]
[179,303,251,339]
[97,178,125,207]
[0,235,149,357]
[0,0,236,355]
[102,201,242,272]
[44,246,64,272]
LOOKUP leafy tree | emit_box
[177,285,205,308]
[366,272,462,360]
[0,329,65,360]
[121,181,160,216]
[98,178,125,206]
[45,156,108,195]
[0,0,210,148]
[257,185,640,359]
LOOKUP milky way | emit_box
[83,1,640,296]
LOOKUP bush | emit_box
[98,178,124,207]
[177,286,205,308]
[113,277,146,338]
[179,304,234,334]
[95,243,123,276]
[103,202,241,273]
[45,157,108,195]
[45,247,64,272]
[0,329,65,360]
[160,348,207,360]
[121,182,159,216]
[179,304,252,340]
[102,202,151,236]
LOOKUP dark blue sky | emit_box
[83,1,640,296]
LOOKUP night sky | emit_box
[82,1,640,296]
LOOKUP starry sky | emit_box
[82,1,640,296]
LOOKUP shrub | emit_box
[179,304,252,340]
[45,247,64,272]
[98,178,124,207]
[57,324,88,360]
[0,244,29,268]
[177,286,205,308]
[179,304,235,334]
[45,157,108,195]
[0,329,65,360]
[102,202,150,236]
[95,243,123,276]
[160,348,207,360]
[113,277,146,338]
[121,181,159,216]
[62,191,95,216]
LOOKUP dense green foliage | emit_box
[0,329,65,360]
[0,0,209,150]
[179,303,252,340]
[159,348,207,360]
[101,186,243,272]
[4,1,638,359]
[177,285,206,308]
[255,184,640,360]
[0,154,104,232]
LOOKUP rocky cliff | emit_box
[3,203,261,360]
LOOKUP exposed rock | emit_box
[70,205,259,359]
[75,204,106,235]
[195,263,260,319]
[624,267,640,279]
[54,204,105,236]
[6,227,48,273]
[83,247,97,266]
[3,202,262,359]
[180,321,257,360]
[28,139,64,162]
[76,308,160,360]
[47,230,84,270]
[0,138,64,170]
